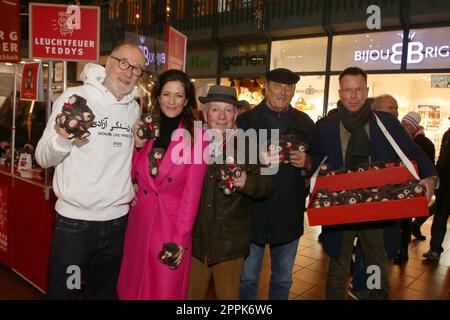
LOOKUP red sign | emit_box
[20,62,42,101]
[0,0,21,62]
[0,185,8,253]
[29,3,100,61]
[165,26,187,71]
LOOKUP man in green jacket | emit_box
[188,85,274,300]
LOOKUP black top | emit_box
[437,129,450,192]
[152,111,184,152]
[414,133,435,165]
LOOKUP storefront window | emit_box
[270,37,328,72]
[220,77,264,109]
[328,73,450,158]
[0,62,50,183]
[331,30,404,71]
[293,75,325,122]
[193,78,216,112]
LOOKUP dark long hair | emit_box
[150,69,198,143]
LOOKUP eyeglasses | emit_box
[110,56,145,77]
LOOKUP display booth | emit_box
[0,62,57,293]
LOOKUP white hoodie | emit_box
[36,63,141,221]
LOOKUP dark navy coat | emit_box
[237,101,320,246]
[316,111,437,258]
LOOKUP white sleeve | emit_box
[35,92,74,169]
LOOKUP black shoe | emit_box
[393,252,409,264]
[411,222,426,241]
[422,249,440,261]
[318,233,323,243]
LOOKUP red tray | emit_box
[312,162,418,193]
[307,196,428,226]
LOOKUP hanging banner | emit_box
[165,26,187,72]
[29,3,100,62]
[20,62,44,101]
[0,0,21,62]
[0,185,8,254]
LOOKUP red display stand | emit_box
[307,163,429,227]
[0,168,13,267]
[0,164,55,293]
[11,176,56,292]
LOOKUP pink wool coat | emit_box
[117,128,208,300]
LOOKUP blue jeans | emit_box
[239,239,299,300]
[46,213,128,300]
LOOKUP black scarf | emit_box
[337,100,372,168]
[152,111,184,152]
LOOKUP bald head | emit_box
[103,43,145,101]
[372,94,399,118]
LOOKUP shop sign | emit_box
[354,32,449,65]
[186,48,217,77]
[29,3,100,61]
[20,62,44,101]
[223,53,266,71]
[222,44,267,75]
[125,31,166,73]
[165,26,187,72]
[0,0,21,63]
[0,185,8,254]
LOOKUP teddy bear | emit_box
[55,94,95,139]
[280,134,308,163]
[5,147,20,168]
[148,148,164,177]
[318,163,331,176]
[218,155,246,196]
[371,161,387,170]
[158,242,180,269]
[267,134,308,165]
[137,113,161,140]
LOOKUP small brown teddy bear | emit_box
[137,113,161,140]
[148,148,165,177]
[218,156,245,196]
[158,242,180,270]
[55,94,95,139]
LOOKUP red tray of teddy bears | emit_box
[307,162,429,226]
[311,162,419,193]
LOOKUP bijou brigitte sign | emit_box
[354,31,450,65]
[29,3,99,61]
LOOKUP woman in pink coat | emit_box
[117,69,208,300]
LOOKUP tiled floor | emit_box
[0,216,449,300]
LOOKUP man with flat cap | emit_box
[237,68,319,300]
[188,85,274,300]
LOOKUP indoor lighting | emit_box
[136,13,140,19]
[5,63,12,66]
[20,61,26,64]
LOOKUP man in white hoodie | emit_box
[36,44,145,299]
